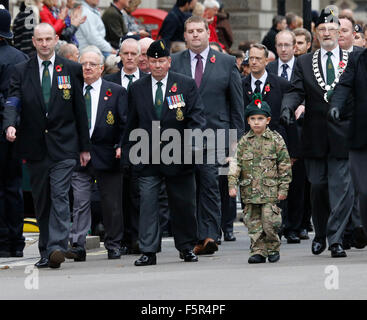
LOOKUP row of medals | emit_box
[167,95,185,120]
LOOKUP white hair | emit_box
[79,45,105,65]
[203,0,219,9]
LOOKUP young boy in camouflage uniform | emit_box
[228,99,292,264]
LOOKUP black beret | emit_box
[147,39,170,59]
[315,8,340,27]
[245,96,272,119]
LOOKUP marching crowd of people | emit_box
[1,0,367,269]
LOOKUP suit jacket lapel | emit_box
[29,57,47,112]
[95,80,108,133]
[145,75,158,120]
[243,76,253,101]
[317,49,326,83]
[181,50,193,78]
[199,48,216,92]
[47,55,61,113]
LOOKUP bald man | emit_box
[3,23,91,269]
[138,37,154,73]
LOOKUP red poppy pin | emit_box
[55,64,63,72]
[210,55,216,63]
[170,83,177,93]
[339,61,346,69]
[254,99,262,106]
[106,89,112,97]
[264,84,271,93]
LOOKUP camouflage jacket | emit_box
[228,127,292,204]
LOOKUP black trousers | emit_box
[284,158,306,234]
[349,149,367,235]
[138,173,198,253]
[219,174,237,234]
[0,138,24,253]
[122,170,140,247]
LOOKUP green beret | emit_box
[147,39,170,59]
[245,97,272,119]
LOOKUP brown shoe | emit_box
[202,238,218,254]
[193,244,204,255]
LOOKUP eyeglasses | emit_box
[81,62,101,68]
[276,43,293,49]
[317,27,339,34]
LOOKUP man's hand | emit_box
[229,188,237,198]
[115,147,121,159]
[295,105,305,120]
[80,151,91,167]
[6,126,17,142]
[280,107,295,126]
[328,107,340,122]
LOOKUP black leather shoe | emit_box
[134,253,157,266]
[248,254,266,264]
[120,246,129,255]
[108,249,121,260]
[35,257,49,268]
[179,249,198,262]
[224,232,236,242]
[49,250,65,268]
[286,232,301,244]
[330,244,347,258]
[311,238,326,255]
[65,246,86,261]
[299,229,309,240]
[268,252,280,263]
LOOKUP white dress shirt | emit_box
[189,46,210,79]
[278,56,295,80]
[151,73,168,105]
[121,68,140,90]
[83,77,102,137]
[320,46,340,81]
[37,53,56,85]
[251,70,268,93]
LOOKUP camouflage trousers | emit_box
[243,203,282,257]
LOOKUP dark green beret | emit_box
[245,98,272,119]
[147,39,170,59]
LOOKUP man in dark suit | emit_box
[104,38,147,86]
[67,45,127,261]
[105,37,145,255]
[329,45,367,251]
[3,23,91,268]
[262,15,287,58]
[170,16,244,254]
[0,8,28,258]
[335,14,365,249]
[266,30,307,244]
[281,9,356,258]
[122,39,206,266]
[267,30,296,81]
[242,43,301,243]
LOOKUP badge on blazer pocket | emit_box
[106,111,115,125]
[63,89,71,100]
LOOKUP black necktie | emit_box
[255,80,262,93]
[84,85,93,129]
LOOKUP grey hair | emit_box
[120,38,141,55]
[79,45,105,65]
